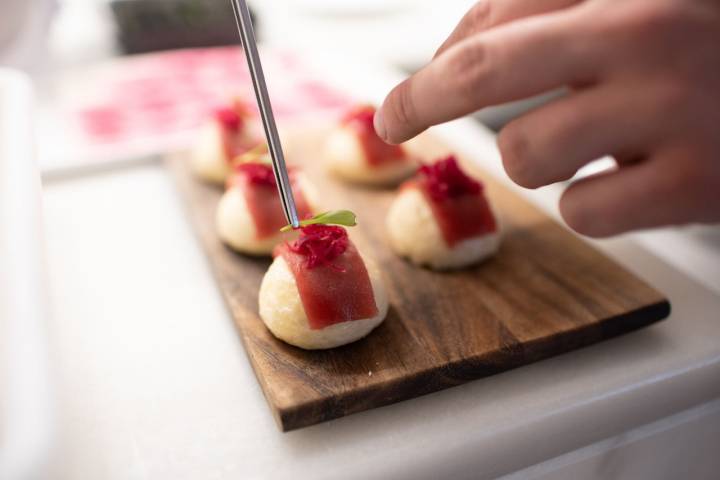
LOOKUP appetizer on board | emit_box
[216,147,320,255]
[191,98,262,185]
[386,155,500,270]
[259,211,389,350]
[323,105,417,186]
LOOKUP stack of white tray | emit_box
[0,70,53,480]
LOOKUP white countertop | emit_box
[39,117,720,480]
[0,70,53,480]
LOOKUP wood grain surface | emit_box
[166,130,670,432]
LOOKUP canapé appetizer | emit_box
[323,105,417,186]
[216,147,320,255]
[259,211,389,349]
[191,99,262,185]
[386,155,500,269]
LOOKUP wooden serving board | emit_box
[167,130,670,432]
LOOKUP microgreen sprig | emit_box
[231,143,270,166]
[280,210,357,232]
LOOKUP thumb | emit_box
[374,77,427,145]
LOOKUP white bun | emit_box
[323,126,416,186]
[216,173,320,255]
[258,254,389,350]
[386,187,500,270]
[190,123,232,185]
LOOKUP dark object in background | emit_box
[110,0,257,54]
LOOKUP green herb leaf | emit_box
[255,154,272,165]
[280,210,357,232]
[231,143,271,166]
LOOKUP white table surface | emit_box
[0,70,53,480]
[39,119,720,480]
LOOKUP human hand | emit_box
[374,0,720,237]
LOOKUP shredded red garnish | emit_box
[227,163,299,188]
[215,98,254,132]
[418,155,482,201]
[287,225,349,270]
[215,99,261,162]
[341,104,376,129]
[231,162,276,187]
[412,155,497,246]
[214,107,243,132]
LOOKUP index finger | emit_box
[375,8,598,144]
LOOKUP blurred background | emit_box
[0,0,552,171]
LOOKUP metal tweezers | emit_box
[230,0,301,229]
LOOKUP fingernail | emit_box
[373,109,387,141]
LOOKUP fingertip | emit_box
[558,191,584,235]
[497,127,541,189]
[373,109,387,142]
[375,104,411,145]
[559,184,620,238]
[377,80,420,145]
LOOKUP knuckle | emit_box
[468,0,493,30]
[636,80,693,127]
[582,0,712,63]
[498,125,539,189]
[610,1,687,39]
[700,178,720,221]
[643,154,692,200]
[660,151,704,193]
[435,1,493,59]
[658,80,690,112]
[696,160,720,207]
[650,149,720,224]
[633,4,676,29]
[446,40,495,102]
